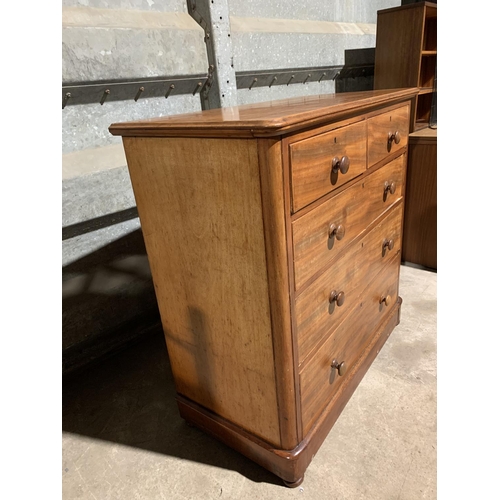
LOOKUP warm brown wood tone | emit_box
[110,89,414,486]
[176,297,401,486]
[402,127,437,269]
[292,155,405,291]
[257,139,299,449]
[374,2,437,133]
[109,88,418,139]
[289,120,366,211]
[122,137,281,446]
[295,204,403,367]
[300,252,401,435]
[367,105,409,167]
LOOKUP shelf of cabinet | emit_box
[374,1,437,132]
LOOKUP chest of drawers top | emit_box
[109,87,417,139]
[109,88,418,488]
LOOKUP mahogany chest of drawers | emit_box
[110,88,418,487]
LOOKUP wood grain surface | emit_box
[112,89,412,483]
[300,252,401,435]
[122,136,281,446]
[402,128,437,268]
[292,154,405,291]
[367,105,409,167]
[109,88,418,139]
[289,119,367,212]
[257,138,299,449]
[296,203,403,367]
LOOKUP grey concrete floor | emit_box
[62,264,436,500]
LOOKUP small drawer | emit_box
[289,120,367,212]
[367,105,409,167]
[292,154,405,291]
[296,204,403,366]
[299,253,401,435]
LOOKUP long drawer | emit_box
[292,154,405,291]
[296,203,403,367]
[299,252,401,435]
[289,120,367,212]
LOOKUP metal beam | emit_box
[187,0,237,109]
[61,64,374,108]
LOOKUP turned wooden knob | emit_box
[332,155,350,175]
[329,290,345,307]
[331,359,346,376]
[384,181,396,195]
[388,130,401,146]
[380,294,392,307]
[328,223,345,240]
[383,239,394,252]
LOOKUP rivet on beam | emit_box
[193,82,203,95]
[269,76,278,88]
[249,78,257,90]
[134,86,145,102]
[287,75,295,86]
[318,72,326,83]
[303,73,311,84]
[100,89,110,105]
[62,92,71,109]
[165,84,175,99]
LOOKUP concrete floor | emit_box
[62,264,436,500]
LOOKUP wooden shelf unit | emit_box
[374,1,437,132]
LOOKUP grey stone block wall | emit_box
[62,0,400,373]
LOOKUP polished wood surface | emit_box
[296,204,403,367]
[111,90,412,485]
[289,119,366,211]
[300,252,401,435]
[292,155,405,291]
[402,127,437,269]
[176,299,401,485]
[109,88,418,138]
[367,105,409,167]
[122,136,281,446]
[257,139,299,449]
[374,2,437,132]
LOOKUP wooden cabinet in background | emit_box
[402,127,437,269]
[374,1,437,132]
[374,2,437,269]
[109,88,418,487]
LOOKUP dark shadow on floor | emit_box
[62,331,282,486]
[62,228,160,374]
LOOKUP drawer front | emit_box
[367,105,409,167]
[296,204,403,366]
[292,154,405,291]
[290,120,367,212]
[300,253,401,435]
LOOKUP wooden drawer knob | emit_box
[329,290,345,307]
[387,130,401,151]
[328,223,345,241]
[332,155,350,175]
[384,181,396,196]
[382,238,394,253]
[331,359,346,376]
[380,294,392,307]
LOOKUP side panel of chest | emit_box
[122,137,282,447]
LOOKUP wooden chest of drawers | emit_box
[110,88,418,487]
